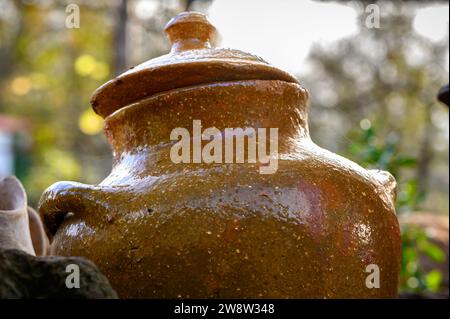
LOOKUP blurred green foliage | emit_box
[304,1,449,216]
[401,225,445,294]
[0,0,188,205]
[347,121,425,212]
[347,122,446,295]
[0,0,116,204]
[304,2,448,295]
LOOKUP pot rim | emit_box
[103,79,306,125]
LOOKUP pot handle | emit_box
[38,181,112,240]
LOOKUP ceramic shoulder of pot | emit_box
[367,169,397,204]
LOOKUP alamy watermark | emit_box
[365,4,381,29]
[65,264,80,289]
[170,120,279,174]
[365,264,380,289]
[65,4,80,29]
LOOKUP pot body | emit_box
[40,80,401,298]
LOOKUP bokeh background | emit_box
[0,0,448,297]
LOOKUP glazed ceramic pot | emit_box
[39,12,401,298]
[1,176,48,256]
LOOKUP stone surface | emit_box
[0,249,117,298]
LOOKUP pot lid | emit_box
[91,11,299,118]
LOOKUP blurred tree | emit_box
[304,1,449,296]
[303,1,449,214]
[114,0,128,75]
[0,0,214,205]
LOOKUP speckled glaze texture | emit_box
[39,12,401,298]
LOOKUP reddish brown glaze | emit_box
[39,12,401,298]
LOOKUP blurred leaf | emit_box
[420,241,446,263]
[394,157,416,167]
[425,270,442,293]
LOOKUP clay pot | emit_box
[1,176,48,256]
[39,12,401,298]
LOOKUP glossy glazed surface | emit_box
[40,80,401,298]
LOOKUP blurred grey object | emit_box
[0,176,117,298]
[438,84,449,106]
[0,249,118,299]
[0,176,47,255]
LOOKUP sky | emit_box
[206,0,449,74]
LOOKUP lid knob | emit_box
[164,11,217,52]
